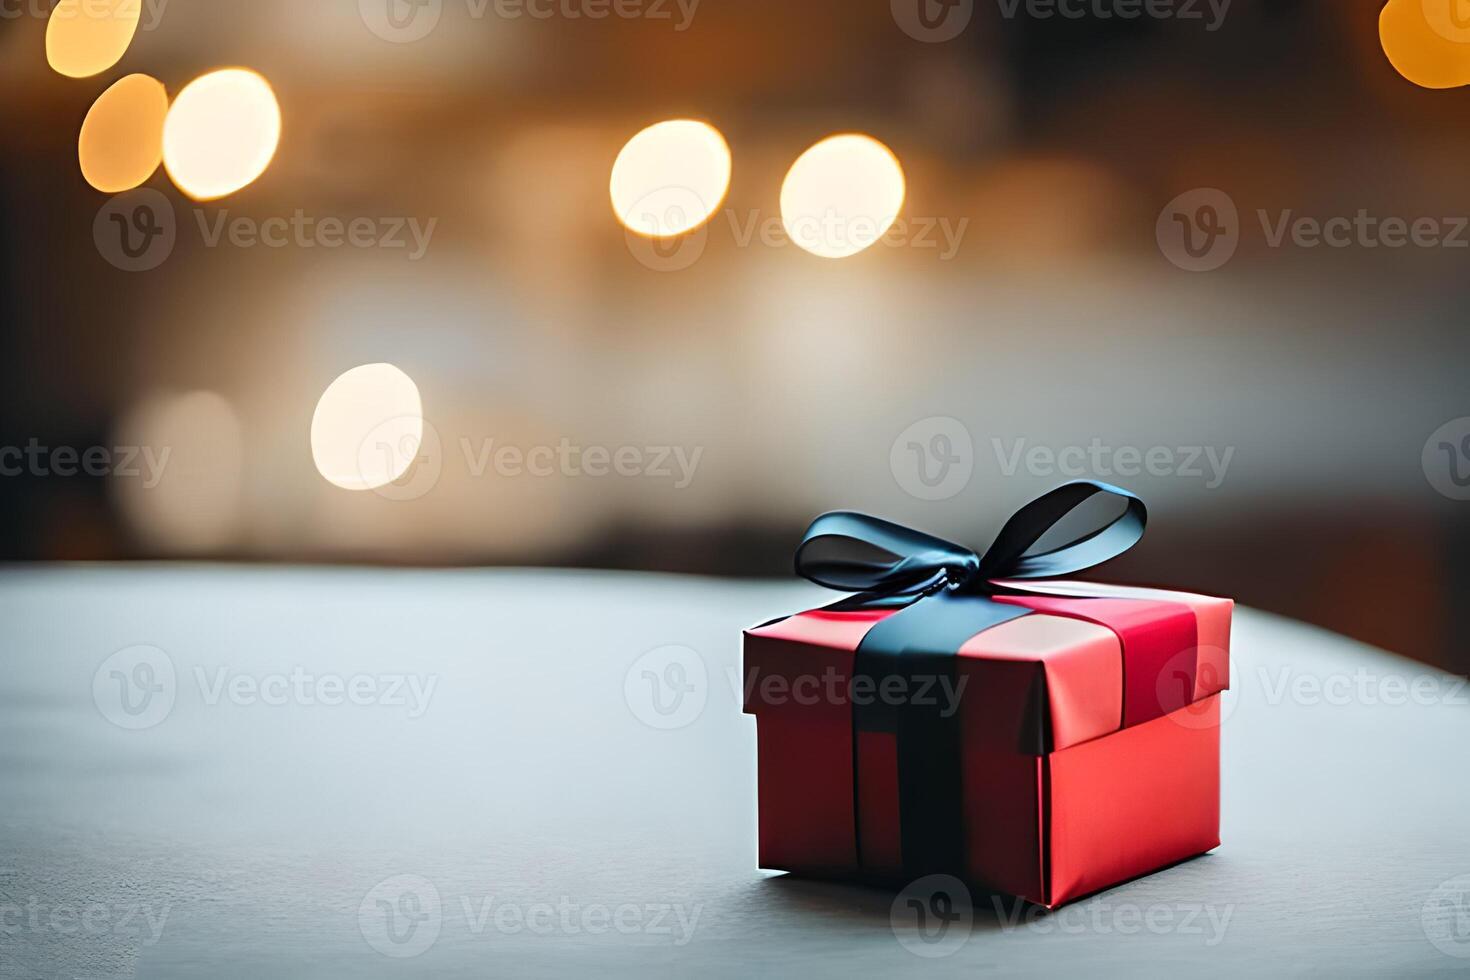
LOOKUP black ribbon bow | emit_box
[796,480,1146,598]
[792,481,1147,878]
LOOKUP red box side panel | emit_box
[746,630,862,874]
[753,709,858,872]
[1045,695,1221,907]
[959,746,1047,905]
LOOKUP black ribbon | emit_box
[794,481,1146,877]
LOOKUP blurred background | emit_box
[1,0,1468,672]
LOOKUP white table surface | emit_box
[1,565,1467,977]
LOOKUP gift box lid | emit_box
[745,483,1233,754]
[744,584,1231,754]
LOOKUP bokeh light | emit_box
[45,0,141,78]
[609,120,731,238]
[310,363,424,492]
[112,390,244,554]
[162,68,282,201]
[1379,0,1470,89]
[78,74,169,193]
[780,134,906,259]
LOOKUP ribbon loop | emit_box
[795,481,1146,595]
[795,512,978,594]
[975,480,1146,580]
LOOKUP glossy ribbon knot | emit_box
[795,480,1147,598]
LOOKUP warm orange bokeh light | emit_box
[78,74,169,193]
[609,120,731,238]
[162,68,282,201]
[45,0,141,78]
[779,134,906,259]
[1379,0,1470,89]
[311,363,424,492]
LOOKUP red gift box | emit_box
[742,484,1231,908]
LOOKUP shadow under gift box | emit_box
[743,582,1232,909]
